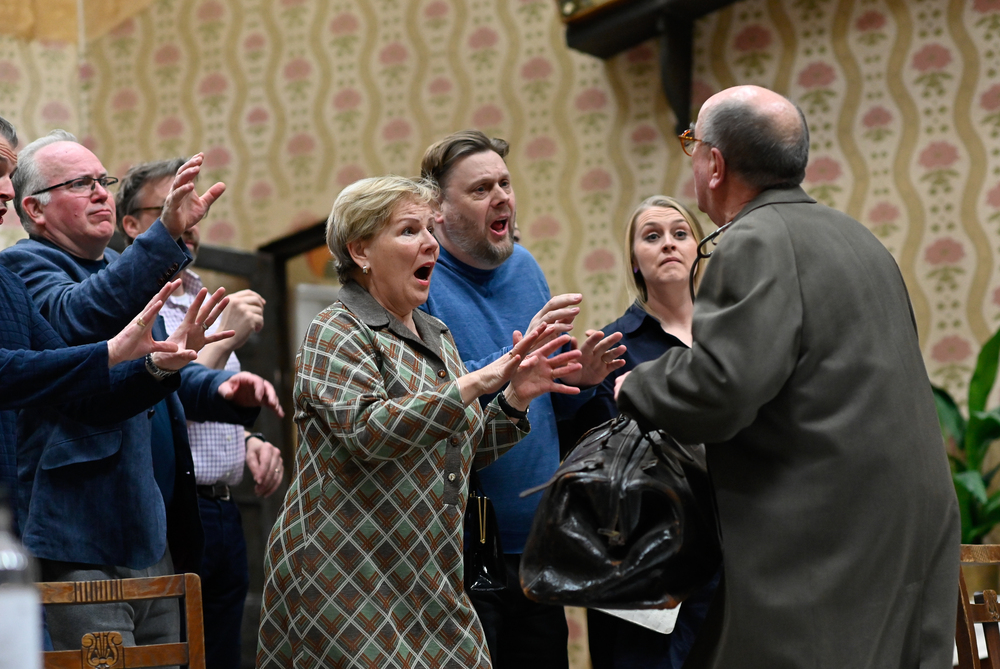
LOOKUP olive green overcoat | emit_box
[619,186,960,669]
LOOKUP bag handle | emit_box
[469,467,484,497]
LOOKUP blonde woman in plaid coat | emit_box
[258,176,582,669]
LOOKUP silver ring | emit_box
[202,322,210,331]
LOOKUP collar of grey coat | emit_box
[730,185,817,226]
[338,280,449,362]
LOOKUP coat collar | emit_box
[338,280,449,359]
[731,185,815,225]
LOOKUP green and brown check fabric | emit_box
[258,287,526,669]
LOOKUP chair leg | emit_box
[975,591,1000,669]
[959,570,981,669]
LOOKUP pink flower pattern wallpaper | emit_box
[1,0,1000,406]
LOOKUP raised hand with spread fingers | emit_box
[152,286,235,371]
[159,153,227,240]
[106,279,184,367]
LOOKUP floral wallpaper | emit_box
[2,0,1000,408]
[2,0,1000,664]
[0,35,79,254]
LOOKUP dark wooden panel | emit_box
[38,575,186,604]
[123,643,190,667]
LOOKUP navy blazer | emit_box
[1,221,259,571]
[0,266,179,533]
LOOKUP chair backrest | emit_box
[957,544,1000,669]
[37,573,205,669]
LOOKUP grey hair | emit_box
[12,129,79,233]
[0,116,17,148]
[326,175,439,284]
[115,157,186,241]
[699,94,810,191]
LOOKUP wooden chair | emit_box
[37,573,205,669]
[957,544,1000,669]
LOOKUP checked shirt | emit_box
[258,282,528,669]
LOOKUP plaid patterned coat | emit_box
[258,282,528,669]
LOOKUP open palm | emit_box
[506,334,582,406]
[155,287,235,370]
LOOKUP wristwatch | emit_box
[497,391,529,420]
[245,432,266,445]
[144,353,177,381]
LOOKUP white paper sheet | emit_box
[593,603,681,634]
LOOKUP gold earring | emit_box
[362,265,370,275]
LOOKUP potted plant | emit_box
[934,329,1000,596]
[933,328,1000,545]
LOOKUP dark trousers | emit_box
[588,570,721,669]
[468,553,569,669]
[197,496,249,669]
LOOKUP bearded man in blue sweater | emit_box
[420,130,626,669]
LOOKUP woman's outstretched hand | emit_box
[503,332,583,413]
[455,324,583,413]
[558,329,626,387]
[457,324,554,405]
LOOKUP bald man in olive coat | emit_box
[617,86,960,668]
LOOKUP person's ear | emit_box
[708,147,726,190]
[121,214,144,241]
[21,196,45,227]
[347,239,370,269]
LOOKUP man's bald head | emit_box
[697,85,809,191]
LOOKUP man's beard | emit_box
[446,209,515,269]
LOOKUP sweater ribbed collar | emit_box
[436,245,499,285]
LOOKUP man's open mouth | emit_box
[490,217,508,234]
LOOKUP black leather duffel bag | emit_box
[519,413,721,609]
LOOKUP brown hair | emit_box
[420,129,509,190]
[115,157,186,242]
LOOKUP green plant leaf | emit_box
[967,410,1000,468]
[956,484,976,543]
[985,461,1000,487]
[949,453,968,471]
[969,328,1000,413]
[955,470,989,504]
[969,521,994,544]
[933,385,966,447]
[982,491,1000,523]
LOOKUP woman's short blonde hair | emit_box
[326,175,439,284]
[623,195,706,305]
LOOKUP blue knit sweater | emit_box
[422,244,586,552]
